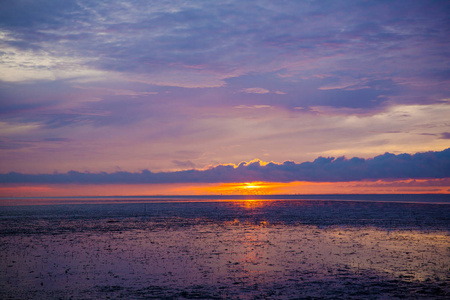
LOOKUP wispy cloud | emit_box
[241,88,271,94]
[234,105,272,109]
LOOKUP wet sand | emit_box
[1,198,449,299]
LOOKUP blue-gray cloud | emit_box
[1,0,449,110]
[1,149,449,184]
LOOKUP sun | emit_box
[190,181,290,195]
[242,182,262,190]
[235,182,272,195]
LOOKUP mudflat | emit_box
[1,198,449,299]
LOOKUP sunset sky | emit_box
[0,0,449,196]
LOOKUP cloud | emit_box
[234,105,272,109]
[1,0,448,95]
[241,88,271,94]
[318,78,370,91]
[440,132,450,139]
[1,0,450,176]
[1,148,449,184]
[172,160,196,169]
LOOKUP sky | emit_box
[0,0,449,196]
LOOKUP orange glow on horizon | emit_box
[190,181,288,195]
[0,178,449,197]
[189,179,450,195]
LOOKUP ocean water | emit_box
[1,195,449,299]
[1,194,449,230]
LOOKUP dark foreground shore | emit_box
[1,198,449,299]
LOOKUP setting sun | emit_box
[241,182,263,190]
[193,181,288,195]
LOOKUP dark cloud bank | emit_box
[1,149,449,184]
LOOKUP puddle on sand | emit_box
[1,217,449,299]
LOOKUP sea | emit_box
[1,194,449,230]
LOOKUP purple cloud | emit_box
[1,149,449,184]
[1,1,449,175]
[440,132,450,139]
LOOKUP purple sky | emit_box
[0,0,449,181]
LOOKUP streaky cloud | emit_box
[1,149,449,184]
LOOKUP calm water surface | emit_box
[1,194,449,230]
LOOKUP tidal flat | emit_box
[1,197,449,299]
